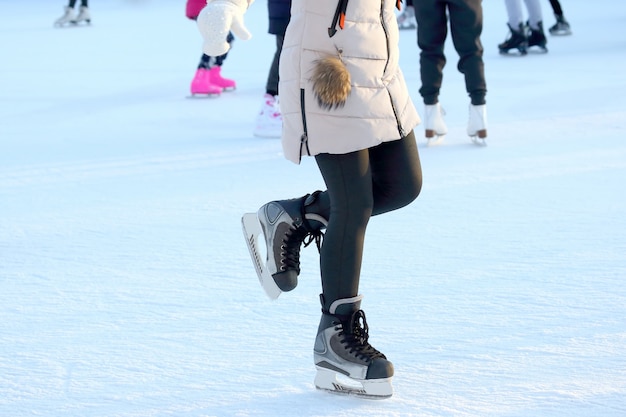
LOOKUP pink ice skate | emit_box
[190,68,222,97]
[208,66,236,91]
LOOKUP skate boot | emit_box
[208,66,236,91]
[242,192,327,299]
[423,103,448,142]
[528,21,548,52]
[314,295,394,399]
[72,6,91,25]
[549,15,572,36]
[54,6,76,27]
[190,68,222,96]
[396,6,416,30]
[498,23,528,55]
[467,104,487,145]
[253,94,282,138]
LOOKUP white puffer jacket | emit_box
[279,0,420,164]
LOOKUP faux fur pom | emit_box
[311,56,351,110]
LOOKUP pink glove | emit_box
[185,0,207,19]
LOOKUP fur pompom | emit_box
[311,56,351,110]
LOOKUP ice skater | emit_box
[198,0,423,399]
[186,0,237,96]
[54,0,90,27]
[414,0,488,145]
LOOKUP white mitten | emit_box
[197,0,255,56]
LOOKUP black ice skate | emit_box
[498,23,528,55]
[314,295,394,399]
[527,21,548,53]
[549,15,572,36]
[241,192,326,299]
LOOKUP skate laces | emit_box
[280,226,323,272]
[337,310,386,361]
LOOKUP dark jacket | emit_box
[268,0,291,35]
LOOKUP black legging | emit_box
[549,0,564,17]
[68,0,88,7]
[197,32,235,69]
[313,131,422,309]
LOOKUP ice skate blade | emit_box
[426,134,445,147]
[470,135,487,147]
[187,93,220,99]
[241,213,281,300]
[314,367,393,399]
[425,129,447,139]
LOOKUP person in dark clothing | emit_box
[253,0,292,138]
[547,0,572,35]
[414,0,488,144]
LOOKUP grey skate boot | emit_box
[314,295,394,398]
[256,192,327,293]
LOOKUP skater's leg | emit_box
[523,0,543,29]
[265,35,283,96]
[81,0,88,7]
[369,131,423,216]
[209,32,237,90]
[315,150,373,303]
[313,134,420,398]
[499,0,528,54]
[315,132,421,304]
[68,0,78,7]
[504,0,524,28]
[547,0,570,35]
[548,0,563,16]
[414,0,448,105]
[447,0,486,106]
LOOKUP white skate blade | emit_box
[470,136,487,147]
[426,134,445,147]
[241,213,281,300]
[314,367,393,399]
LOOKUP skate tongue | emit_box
[339,310,388,361]
[328,295,363,315]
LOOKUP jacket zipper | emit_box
[380,1,406,138]
[298,88,310,163]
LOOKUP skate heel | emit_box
[314,367,393,399]
[424,129,437,138]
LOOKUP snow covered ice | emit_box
[1,0,625,415]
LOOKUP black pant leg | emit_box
[448,0,487,105]
[415,0,449,105]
